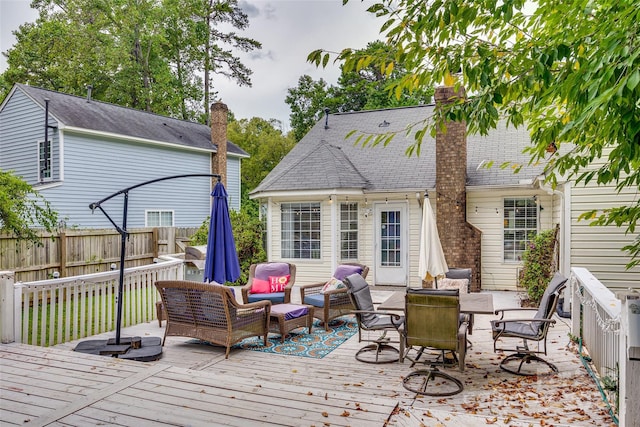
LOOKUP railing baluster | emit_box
[87,281,94,337]
[48,286,55,347]
[57,286,64,344]
[79,282,86,339]
[31,289,39,346]
[65,285,71,342]
[99,281,106,334]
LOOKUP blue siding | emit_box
[2,86,245,228]
[227,156,241,211]
[0,88,61,183]
[41,132,213,228]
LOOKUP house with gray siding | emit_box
[251,86,640,293]
[0,84,248,229]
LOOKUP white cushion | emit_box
[438,278,468,294]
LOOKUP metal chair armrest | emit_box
[494,307,538,319]
[350,309,403,326]
[492,317,557,327]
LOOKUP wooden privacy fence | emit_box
[0,227,199,282]
[0,259,183,346]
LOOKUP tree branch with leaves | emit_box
[309,0,640,267]
[0,171,58,245]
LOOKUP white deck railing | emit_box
[570,267,621,379]
[6,259,183,346]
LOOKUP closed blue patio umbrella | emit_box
[203,181,241,284]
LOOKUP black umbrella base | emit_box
[74,336,163,362]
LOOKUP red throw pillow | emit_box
[251,278,270,294]
[268,275,290,293]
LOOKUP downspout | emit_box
[266,197,273,261]
[330,194,337,273]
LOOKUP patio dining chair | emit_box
[299,263,369,331]
[401,288,468,396]
[343,273,404,364]
[491,272,568,375]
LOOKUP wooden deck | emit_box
[0,291,617,426]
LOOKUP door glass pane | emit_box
[380,209,401,267]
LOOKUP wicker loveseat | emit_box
[155,280,271,359]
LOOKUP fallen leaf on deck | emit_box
[341,411,350,417]
[322,412,329,417]
[485,417,498,424]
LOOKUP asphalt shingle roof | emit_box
[252,105,543,194]
[15,84,248,157]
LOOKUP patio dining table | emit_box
[377,290,494,335]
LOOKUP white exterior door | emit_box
[374,203,408,285]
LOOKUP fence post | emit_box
[618,291,640,427]
[0,271,15,343]
[59,231,67,277]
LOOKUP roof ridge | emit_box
[332,104,435,116]
[325,142,370,188]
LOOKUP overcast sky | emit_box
[0,0,382,130]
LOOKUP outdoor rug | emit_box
[188,317,357,359]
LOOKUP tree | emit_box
[1,0,260,122]
[309,0,640,267]
[198,0,261,122]
[227,117,296,193]
[287,41,433,141]
[332,40,433,111]
[285,75,333,142]
[0,171,58,245]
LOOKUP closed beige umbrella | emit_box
[418,193,449,286]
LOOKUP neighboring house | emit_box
[0,84,248,229]
[251,86,640,292]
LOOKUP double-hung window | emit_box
[503,198,537,261]
[146,210,174,227]
[340,202,358,260]
[281,202,321,259]
[38,140,52,182]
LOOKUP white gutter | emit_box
[62,125,219,155]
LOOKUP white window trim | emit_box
[280,201,322,260]
[37,139,53,183]
[502,197,538,263]
[339,202,359,261]
[145,209,175,227]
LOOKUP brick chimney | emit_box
[210,101,228,187]
[434,86,482,291]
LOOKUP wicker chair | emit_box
[299,263,369,331]
[491,272,568,375]
[402,288,468,396]
[241,262,296,304]
[155,280,270,359]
